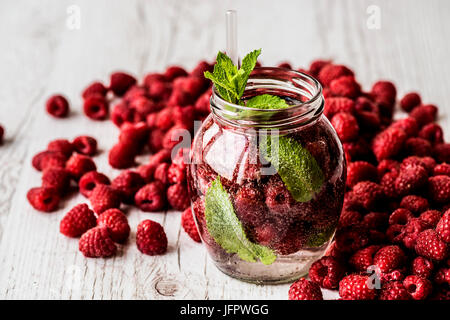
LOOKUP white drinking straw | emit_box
[226,10,239,67]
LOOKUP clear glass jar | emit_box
[187,67,346,284]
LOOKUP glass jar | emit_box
[187,67,346,284]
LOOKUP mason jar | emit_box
[187,67,346,284]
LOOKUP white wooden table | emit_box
[0,0,449,300]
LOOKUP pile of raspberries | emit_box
[287,60,450,300]
[28,62,213,257]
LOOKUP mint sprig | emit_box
[246,94,289,109]
[204,177,276,265]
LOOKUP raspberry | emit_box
[403,275,432,300]
[97,208,130,243]
[136,219,168,255]
[264,175,295,214]
[167,183,190,211]
[400,195,429,214]
[401,156,434,174]
[309,256,345,289]
[135,181,166,212]
[380,170,400,199]
[111,102,137,127]
[118,122,150,152]
[372,127,407,161]
[143,72,167,88]
[190,60,214,78]
[394,164,428,196]
[434,143,450,163]
[433,163,450,177]
[168,163,186,184]
[32,150,66,171]
[308,59,331,77]
[154,162,170,185]
[148,81,172,101]
[82,81,107,99]
[410,104,438,127]
[430,286,450,300]
[386,224,405,244]
[65,153,96,180]
[323,97,355,119]
[162,126,189,150]
[46,95,69,118]
[174,77,205,100]
[339,274,377,300]
[346,161,377,188]
[331,112,359,142]
[60,203,97,237]
[411,256,434,279]
[129,96,159,117]
[155,108,174,130]
[436,209,450,243]
[390,117,419,137]
[371,81,397,116]
[72,136,97,156]
[351,181,384,210]
[164,66,188,81]
[136,163,155,183]
[47,139,74,158]
[181,207,201,243]
[41,167,71,195]
[78,171,110,198]
[83,94,109,120]
[379,281,411,300]
[389,208,413,225]
[404,137,432,157]
[329,76,361,98]
[355,109,381,131]
[288,278,323,300]
[234,184,266,234]
[149,149,172,167]
[338,210,362,228]
[79,226,117,258]
[428,175,450,204]
[27,187,60,212]
[349,245,381,272]
[194,91,211,115]
[318,64,354,87]
[335,226,369,254]
[111,170,145,204]
[89,184,121,214]
[418,123,444,145]
[173,105,195,130]
[123,85,148,104]
[434,267,450,285]
[109,72,137,96]
[415,229,448,261]
[400,92,421,112]
[108,143,136,169]
[147,128,165,152]
[419,210,442,228]
[373,245,405,273]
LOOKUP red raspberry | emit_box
[386,224,405,244]
[149,149,172,167]
[419,210,442,228]
[135,181,166,212]
[335,226,369,254]
[83,94,109,120]
[434,267,450,285]
[351,181,384,210]
[168,163,186,184]
[380,170,400,199]
[174,77,205,100]
[136,163,156,183]
[190,60,214,78]
[362,211,389,232]
[415,229,448,261]
[65,153,96,180]
[155,108,174,130]
[234,184,266,236]
[371,81,396,113]
[434,143,450,163]
[354,109,381,131]
[318,64,354,87]
[109,72,136,96]
[400,92,421,112]
[410,104,438,127]
[338,210,362,228]
[194,91,211,115]
[147,128,165,152]
[277,62,292,69]
[97,208,130,243]
[143,72,167,88]
[403,275,432,300]
[309,256,345,289]
[428,175,450,204]
[400,195,429,214]
[394,164,428,196]
[418,123,444,145]
[308,59,331,77]
[323,97,355,119]
[79,171,110,198]
[123,85,148,104]
[430,286,450,300]
[389,208,414,225]
[79,226,117,258]
[404,137,432,157]
[60,203,96,237]
[162,126,189,150]
[148,81,172,101]
[167,183,190,211]
[32,150,66,171]
[401,156,435,174]
[411,256,434,279]
[136,219,167,255]
[379,281,411,300]
[349,245,381,272]
[129,96,159,117]
[288,278,323,300]
[339,274,377,300]
[46,95,69,118]
[154,162,170,185]
[111,102,137,127]
[346,161,377,188]
[108,143,136,169]
[82,81,107,99]
[329,76,361,98]
[434,163,450,177]
[377,159,400,176]
[118,122,150,152]
[89,184,121,214]
[342,138,371,161]
[164,66,188,81]
[373,245,406,273]
[47,139,74,158]
[181,208,201,243]
[173,105,195,130]
[372,127,407,161]
[436,209,450,243]
[331,112,359,142]
[390,117,419,137]
[72,136,97,156]
[27,187,60,212]
[264,175,295,215]
[41,167,71,195]
[111,170,145,204]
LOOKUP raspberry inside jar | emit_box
[187,67,346,284]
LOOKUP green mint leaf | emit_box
[306,225,336,248]
[260,135,324,202]
[237,49,261,97]
[204,177,277,265]
[246,94,289,109]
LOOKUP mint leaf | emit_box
[260,135,324,202]
[246,94,289,109]
[204,177,277,265]
[306,225,336,248]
